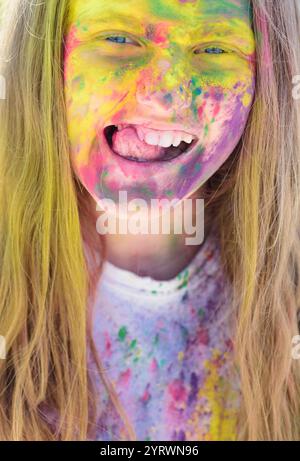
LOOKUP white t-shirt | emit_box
[89,228,240,441]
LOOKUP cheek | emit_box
[64,55,142,138]
[64,71,128,166]
[194,84,254,162]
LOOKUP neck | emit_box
[93,186,211,281]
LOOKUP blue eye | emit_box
[105,36,135,45]
[204,47,226,54]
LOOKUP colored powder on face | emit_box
[164,93,173,104]
[72,75,85,91]
[145,23,156,40]
[179,164,187,175]
[213,103,221,117]
[66,0,255,205]
[191,92,202,120]
[241,91,252,107]
[148,0,183,20]
[196,145,205,156]
[150,23,170,46]
[165,190,174,197]
[202,0,249,19]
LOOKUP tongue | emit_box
[112,126,164,161]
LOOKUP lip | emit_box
[102,123,199,164]
[92,123,207,202]
[116,121,199,139]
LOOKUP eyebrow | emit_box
[72,16,144,39]
[194,18,253,36]
[80,12,251,25]
[76,12,145,31]
[74,12,254,45]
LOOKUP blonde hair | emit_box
[0,0,299,441]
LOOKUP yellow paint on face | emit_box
[64,0,255,204]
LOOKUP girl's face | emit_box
[64,0,255,205]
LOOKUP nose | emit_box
[136,67,192,113]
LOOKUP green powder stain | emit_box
[194,163,202,172]
[179,164,187,175]
[199,69,227,86]
[180,324,189,341]
[202,0,249,19]
[111,56,150,78]
[153,333,159,346]
[140,186,153,196]
[165,190,173,197]
[72,76,85,91]
[130,339,137,349]
[159,359,166,367]
[196,145,205,156]
[204,124,209,137]
[190,76,198,87]
[190,77,203,120]
[118,326,127,342]
[114,67,127,79]
[133,357,139,363]
[131,184,154,198]
[198,308,206,319]
[148,0,182,20]
[178,269,189,289]
[151,290,157,295]
[178,280,188,289]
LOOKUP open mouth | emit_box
[104,125,198,163]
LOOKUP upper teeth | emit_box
[117,125,195,148]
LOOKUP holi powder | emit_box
[64,0,256,204]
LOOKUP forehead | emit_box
[68,0,252,27]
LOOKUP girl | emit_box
[0,0,300,441]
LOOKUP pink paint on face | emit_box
[64,0,256,205]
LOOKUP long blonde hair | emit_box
[0,0,299,441]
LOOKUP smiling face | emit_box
[64,0,255,205]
